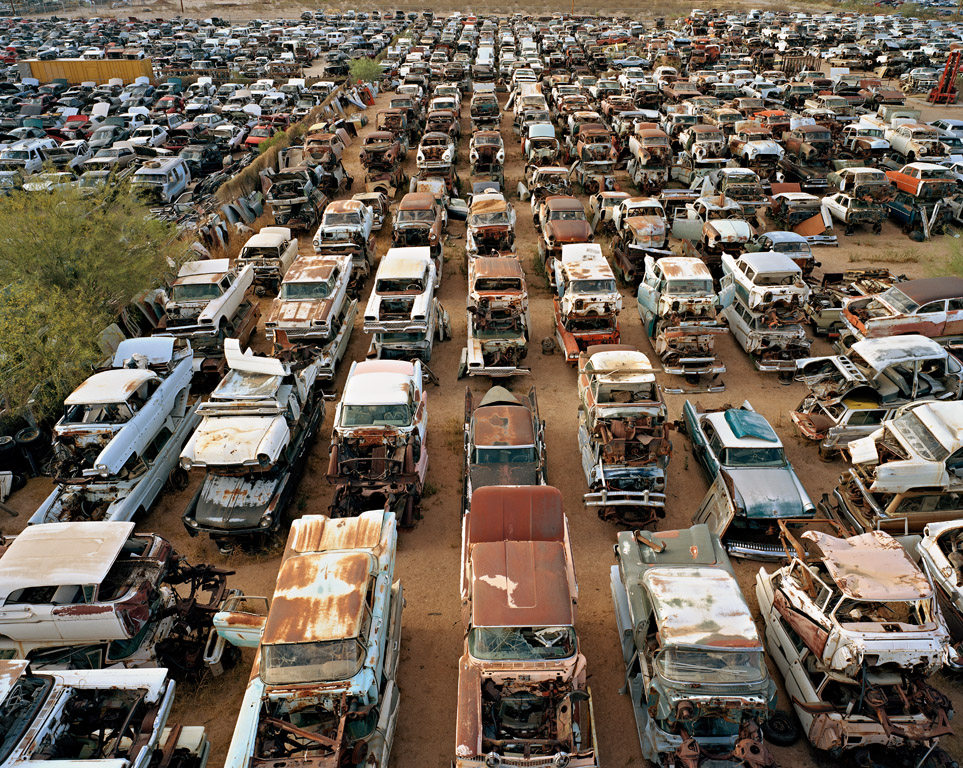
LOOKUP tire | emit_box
[762,711,801,747]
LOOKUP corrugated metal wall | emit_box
[24,59,153,84]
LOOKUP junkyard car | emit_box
[215,511,402,768]
[392,192,445,271]
[465,192,516,259]
[463,386,546,510]
[265,252,357,379]
[610,197,671,284]
[637,256,726,392]
[841,277,963,345]
[363,247,449,363]
[326,359,428,527]
[180,340,323,553]
[792,336,963,458]
[312,198,376,287]
[462,257,530,378]
[685,401,815,558]
[827,401,963,534]
[455,485,598,768]
[553,244,621,363]
[0,661,212,768]
[158,259,259,378]
[611,524,780,768]
[917,519,963,663]
[31,337,200,525]
[0,521,232,673]
[756,528,954,764]
[577,345,671,525]
[237,226,299,295]
[537,195,593,278]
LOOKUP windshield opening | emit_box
[172,283,221,302]
[656,646,767,685]
[891,410,948,462]
[280,280,331,300]
[572,278,616,294]
[468,626,576,661]
[261,639,364,685]
[723,447,786,467]
[667,279,712,296]
[342,403,411,427]
[473,445,537,465]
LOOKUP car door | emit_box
[635,256,661,328]
[910,299,948,337]
[943,296,963,336]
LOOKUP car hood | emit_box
[725,467,811,519]
[546,220,593,242]
[193,472,279,529]
[268,297,334,326]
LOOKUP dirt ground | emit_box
[5,86,963,768]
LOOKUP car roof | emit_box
[285,510,392,559]
[0,522,135,596]
[851,335,946,370]
[803,529,932,602]
[643,566,761,649]
[473,388,535,447]
[262,550,372,645]
[898,276,963,304]
[705,408,781,448]
[739,251,801,273]
[64,368,158,406]
[343,364,412,407]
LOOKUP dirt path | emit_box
[4,86,962,768]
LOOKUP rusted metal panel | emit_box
[467,486,565,544]
[470,540,574,628]
[286,512,388,557]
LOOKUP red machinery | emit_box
[929,49,963,104]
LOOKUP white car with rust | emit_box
[0,661,211,768]
[31,337,199,525]
[236,227,299,295]
[214,512,402,768]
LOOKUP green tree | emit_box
[348,57,383,84]
[0,185,179,316]
[0,185,183,422]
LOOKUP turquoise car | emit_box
[683,400,814,559]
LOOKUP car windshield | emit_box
[324,212,360,227]
[879,286,919,314]
[656,646,767,685]
[261,639,364,685]
[770,241,808,256]
[280,280,331,300]
[753,271,801,287]
[341,403,411,427]
[667,278,712,296]
[892,409,949,462]
[475,278,522,292]
[473,445,537,465]
[172,283,221,302]
[470,211,510,226]
[723,446,786,467]
[469,626,576,661]
[0,674,51,763]
[548,210,585,221]
[397,209,436,223]
[573,278,616,294]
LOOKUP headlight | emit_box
[497,150,505,162]
[180,456,192,470]
[260,513,273,528]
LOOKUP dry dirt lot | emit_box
[5,88,963,768]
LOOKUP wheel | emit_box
[762,711,801,747]
[817,443,836,463]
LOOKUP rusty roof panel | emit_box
[803,529,932,602]
[468,486,564,545]
[470,540,573,628]
[286,511,388,556]
[263,551,372,645]
[898,276,963,305]
[472,404,535,448]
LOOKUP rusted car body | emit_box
[359,131,406,192]
[468,130,504,185]
[885,163,958,202]
[0,521,232,674]
[553,244,621,364]
[465,193,516,259]
[237,226,298,295]
[612,525,779,768]
[824,401,963,535]
[791,336,963,458]
[841,277,963,345]
[729,120,784,177]
[180,340,322,553]
[392,192,445,265]
[462,257,530,378]
[312,198,376,288]
[0,662,212,768]
[710,168,769,220]
[462,386,545,510]
[756,528,954,764]
[363,247,447,363]
[455,485,598,768]
[610,197,671,284]
[262,165,330,232]
[577,345,671,525]
[215,512,402,768]
[537,195,594,279]
[637,256,726,392]
[266,253,357,379]
[804,268,903,338]
[918,520,963,664]
[326,359,427,527]
[31,337,200,525]
[723,292,811,375]
[158,259,259,379]
[470,92,500,129]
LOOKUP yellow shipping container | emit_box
[23,59,153,85]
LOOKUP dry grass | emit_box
[849,247,920,265]
[208,212,276,261]
[442,416,464,454]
